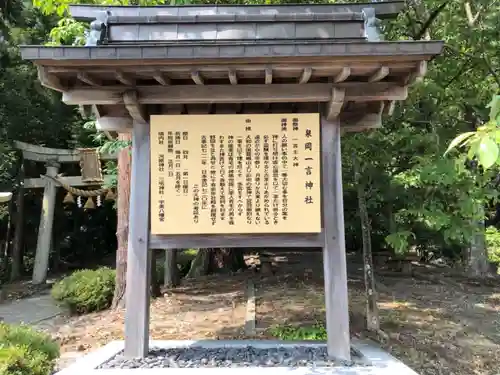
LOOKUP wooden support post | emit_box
[32,162,59,284]
[321,118,350,360]
[124,121,152,358]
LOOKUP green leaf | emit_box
[467,138,480,159]
[444,131,476,156]
[486,94,500,122]
[477,136,499,169]
[492,129,500,143]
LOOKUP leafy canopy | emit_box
[446,95,500,170]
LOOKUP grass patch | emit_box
[268,322,327,341]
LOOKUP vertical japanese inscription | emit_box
[245,123,253,225]
[281,120,289,221]
[209,135,217,225]
[254,134,261,226]
[150,114,320,235]
[219,135,226,222]
[228,136,235,225]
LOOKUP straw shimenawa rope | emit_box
[42,174,108,197]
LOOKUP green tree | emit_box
[30,0,500,283]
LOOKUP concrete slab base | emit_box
[56,339,418,375]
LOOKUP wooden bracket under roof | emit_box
[153,72,170,85]
[325,87,345,121]
[77,72,102,87]
[298,67,312,84]
[405,60,427,85]
[37,66,65,92]
[228,70,238,85]
[116,72,135,86]
[334,67,351,83]
[368,66,389,82]
[191,71,204,85]
[123,90,148,123]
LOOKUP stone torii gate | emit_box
[14,141,116,284]
[21,1,443,361]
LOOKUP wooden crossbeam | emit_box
[92,104,385,132]
[47,62,419,75]
[96,116,133,132]
[62,83,408,106]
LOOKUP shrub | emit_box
[0,323,59,375]
[51,267,115,314]
[268,322,326,341]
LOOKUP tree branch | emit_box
[464,2,480,26]
[444,46,500,89]
[414,1,451,40]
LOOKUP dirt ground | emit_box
[43,251,500,375]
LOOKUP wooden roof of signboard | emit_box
[68,2,406,20]
[20,1,444,133]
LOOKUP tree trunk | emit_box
[112,133,132,309]
[150,251,161,298]
[185,249,210,279]
[353,154,380,332]
[208,248,245,274]
[185,248,245,279]
[466,203,489,277]
[164,249,180,287]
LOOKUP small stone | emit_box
[313,360,329,367]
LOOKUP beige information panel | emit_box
[150,113,321,235]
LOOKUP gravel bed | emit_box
[99,346,365,369]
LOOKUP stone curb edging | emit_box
[55,339,419,375]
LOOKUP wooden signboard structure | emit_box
[20,1,443,361]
